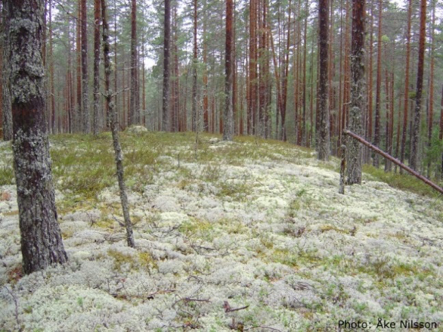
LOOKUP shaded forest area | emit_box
[1,0,443,178]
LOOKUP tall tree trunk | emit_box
[427,1,435,178]
[410,0,426,171]
[440,85,443,178]
[101,0,135,248]
[400,0,412,171]
[162,0,171,131]
[365,0,374,163]
[171,5,179,132]
[223,0,234,141]
[373,0,382,167]
[49,0,56,134]
[346,0,365,184]
[192,0,198,132]
[280,0,292,142]
[129,0,139,126]
[1,3,12,140]
[301,1,308,146]
[248,0,257,135]
[340,0,350,152]
[202,0,208,132]
[93,0,101,135]
[81,0,90,133]
[6,0,67,274]
[317,0,330,160]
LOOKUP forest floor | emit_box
[0,130,442,331]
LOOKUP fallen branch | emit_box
[224,301,249,313]
[343,130,443,195]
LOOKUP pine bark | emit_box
[6,0,67,274]
[192,0,198,132]
[410,0,426,171]
[101,0,135,248]
[76,1,82,132]
[223,0,234,141]
[162,0,171,131]
[81,0,90,133]
[248,0,257,135]
[202,0,208,132]
[427,2,435,178]
[1,4,12,141]
[49,0,56,134]
[400,0,412,170]
[317,0,330,160]
[373,0,382,167]
[129,0,139,126]
[346,0,365,184]
[440,85,443,177]
[93,0,101,135]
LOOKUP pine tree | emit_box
[410,0,427,171]
[346,0,365,185]
[223,0,234,141]
[317,0,330,160]
[101,0,135,248]
[162,0,171,131]
[5,0,67,274]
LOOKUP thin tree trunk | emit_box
[317,0,330,160]
[373,0,382,167]
[93,0,101,135]
[203,0,208,132]
[365,0,374,163]
[427,1,435,178]
[101,0,135,248]
[192,0,198,132]
[81,0,90,133]
[301,1,308,146]
[49,0,56,134]
[6,0,68,274]
[440,85,443,178]
[248,0,257,135]
[162,0,171,131]
[340,0,350,152]
[410,0,427,171]
[223,0,234,141]
[129,0,139,126]
[1,3,12,141]
[400,0,412,171]
[346,0,365,185]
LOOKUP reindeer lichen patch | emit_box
[1,132,442,331]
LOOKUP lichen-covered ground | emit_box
[0,131,442,331]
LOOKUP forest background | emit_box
[1,0,443,179]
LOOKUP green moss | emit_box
[179,218,215,241]
[0,165,14,186]
[363,164,441,198]
[107,249,156,272]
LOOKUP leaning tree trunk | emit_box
[223,0,234,141]
[101,0,135,248]
[410,0,427,171]
[346,0,365,185]
[317,0,330,160]
[5,0,67,274]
